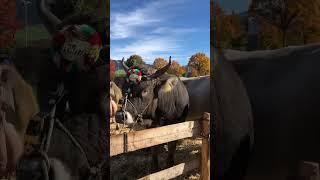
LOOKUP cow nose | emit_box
[115,111,125,123]
[115,110,134,124]
[118,98,125,105]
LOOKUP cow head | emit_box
[115,57,172,125]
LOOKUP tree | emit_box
[110,59,116,80]
[252,0,300,47]
[259,19,282,49]
[188,53,210,76]
[153,57,167,70]
[291,1,320,44]
[126,54,145,67]
[167,60,186,77]
[211,1,246,49]
[252,0,320,47]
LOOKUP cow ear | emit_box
[159,77,179,93]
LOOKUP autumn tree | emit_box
[126,54,145,67]
[188,53,210,77]
[291,1,320,44]
[153,57,167,70]
[211,1,246,49]
[167,60,186,77]
[110,59,116,80]
[252,0,301,47]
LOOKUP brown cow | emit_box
[0,64,39,176]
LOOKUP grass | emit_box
[115,70,126,77]
[15,24,50,47]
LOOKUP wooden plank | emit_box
[298,161,320,180]
[138,159,199,180]
[110,121,201,156]
[200,112,210,180]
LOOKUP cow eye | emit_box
[142,89,148,96]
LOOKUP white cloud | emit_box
[151,27,200,35]
[111,36,181,64]
[111,10,161,39]
[110,0,203,65]
[110,0,190,39]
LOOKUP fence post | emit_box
[200,112,210,180]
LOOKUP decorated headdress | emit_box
[52,24,102,72]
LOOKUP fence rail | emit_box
[110,112,210,180]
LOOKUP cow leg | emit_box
[224,134,251,180]
[151,146,159,171]
[167,141,177,167]
[0,121,7,176]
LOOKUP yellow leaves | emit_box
[153,57,186,77]
[168,61,186,77]
[153,58,168,70]
[188,53,210,77]
[152,53,210,77]
[255,0,320,46]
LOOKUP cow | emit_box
[12,0,109,179]
[0,64,38,177]
[115,57,189,171]
[213,43,320,180]
[110,81,122,105]
[110,81,122,123]
[0,64,74,180]
[180,75,210,121]
[112,75,209,122]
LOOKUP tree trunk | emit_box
[282,29,287,47]
[303,34,307,44]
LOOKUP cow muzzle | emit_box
[115,110,134,125]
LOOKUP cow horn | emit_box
[121,57,130,72]
[37,0,62,34]
[149,56,172,78]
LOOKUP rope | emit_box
[55,118,90,168]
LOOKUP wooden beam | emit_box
[200,112,210,180]
[137,159,199,180]
[110,121,201,157]
[298,161,320,180]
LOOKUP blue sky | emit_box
[110,0,210,65]
[217,0,250,13]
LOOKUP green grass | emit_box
[15,24,50,47]
[115,70,126,77]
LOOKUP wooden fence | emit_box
[110,112,210,180]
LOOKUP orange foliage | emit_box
[188,53,210,77]
[153,57,167,70]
